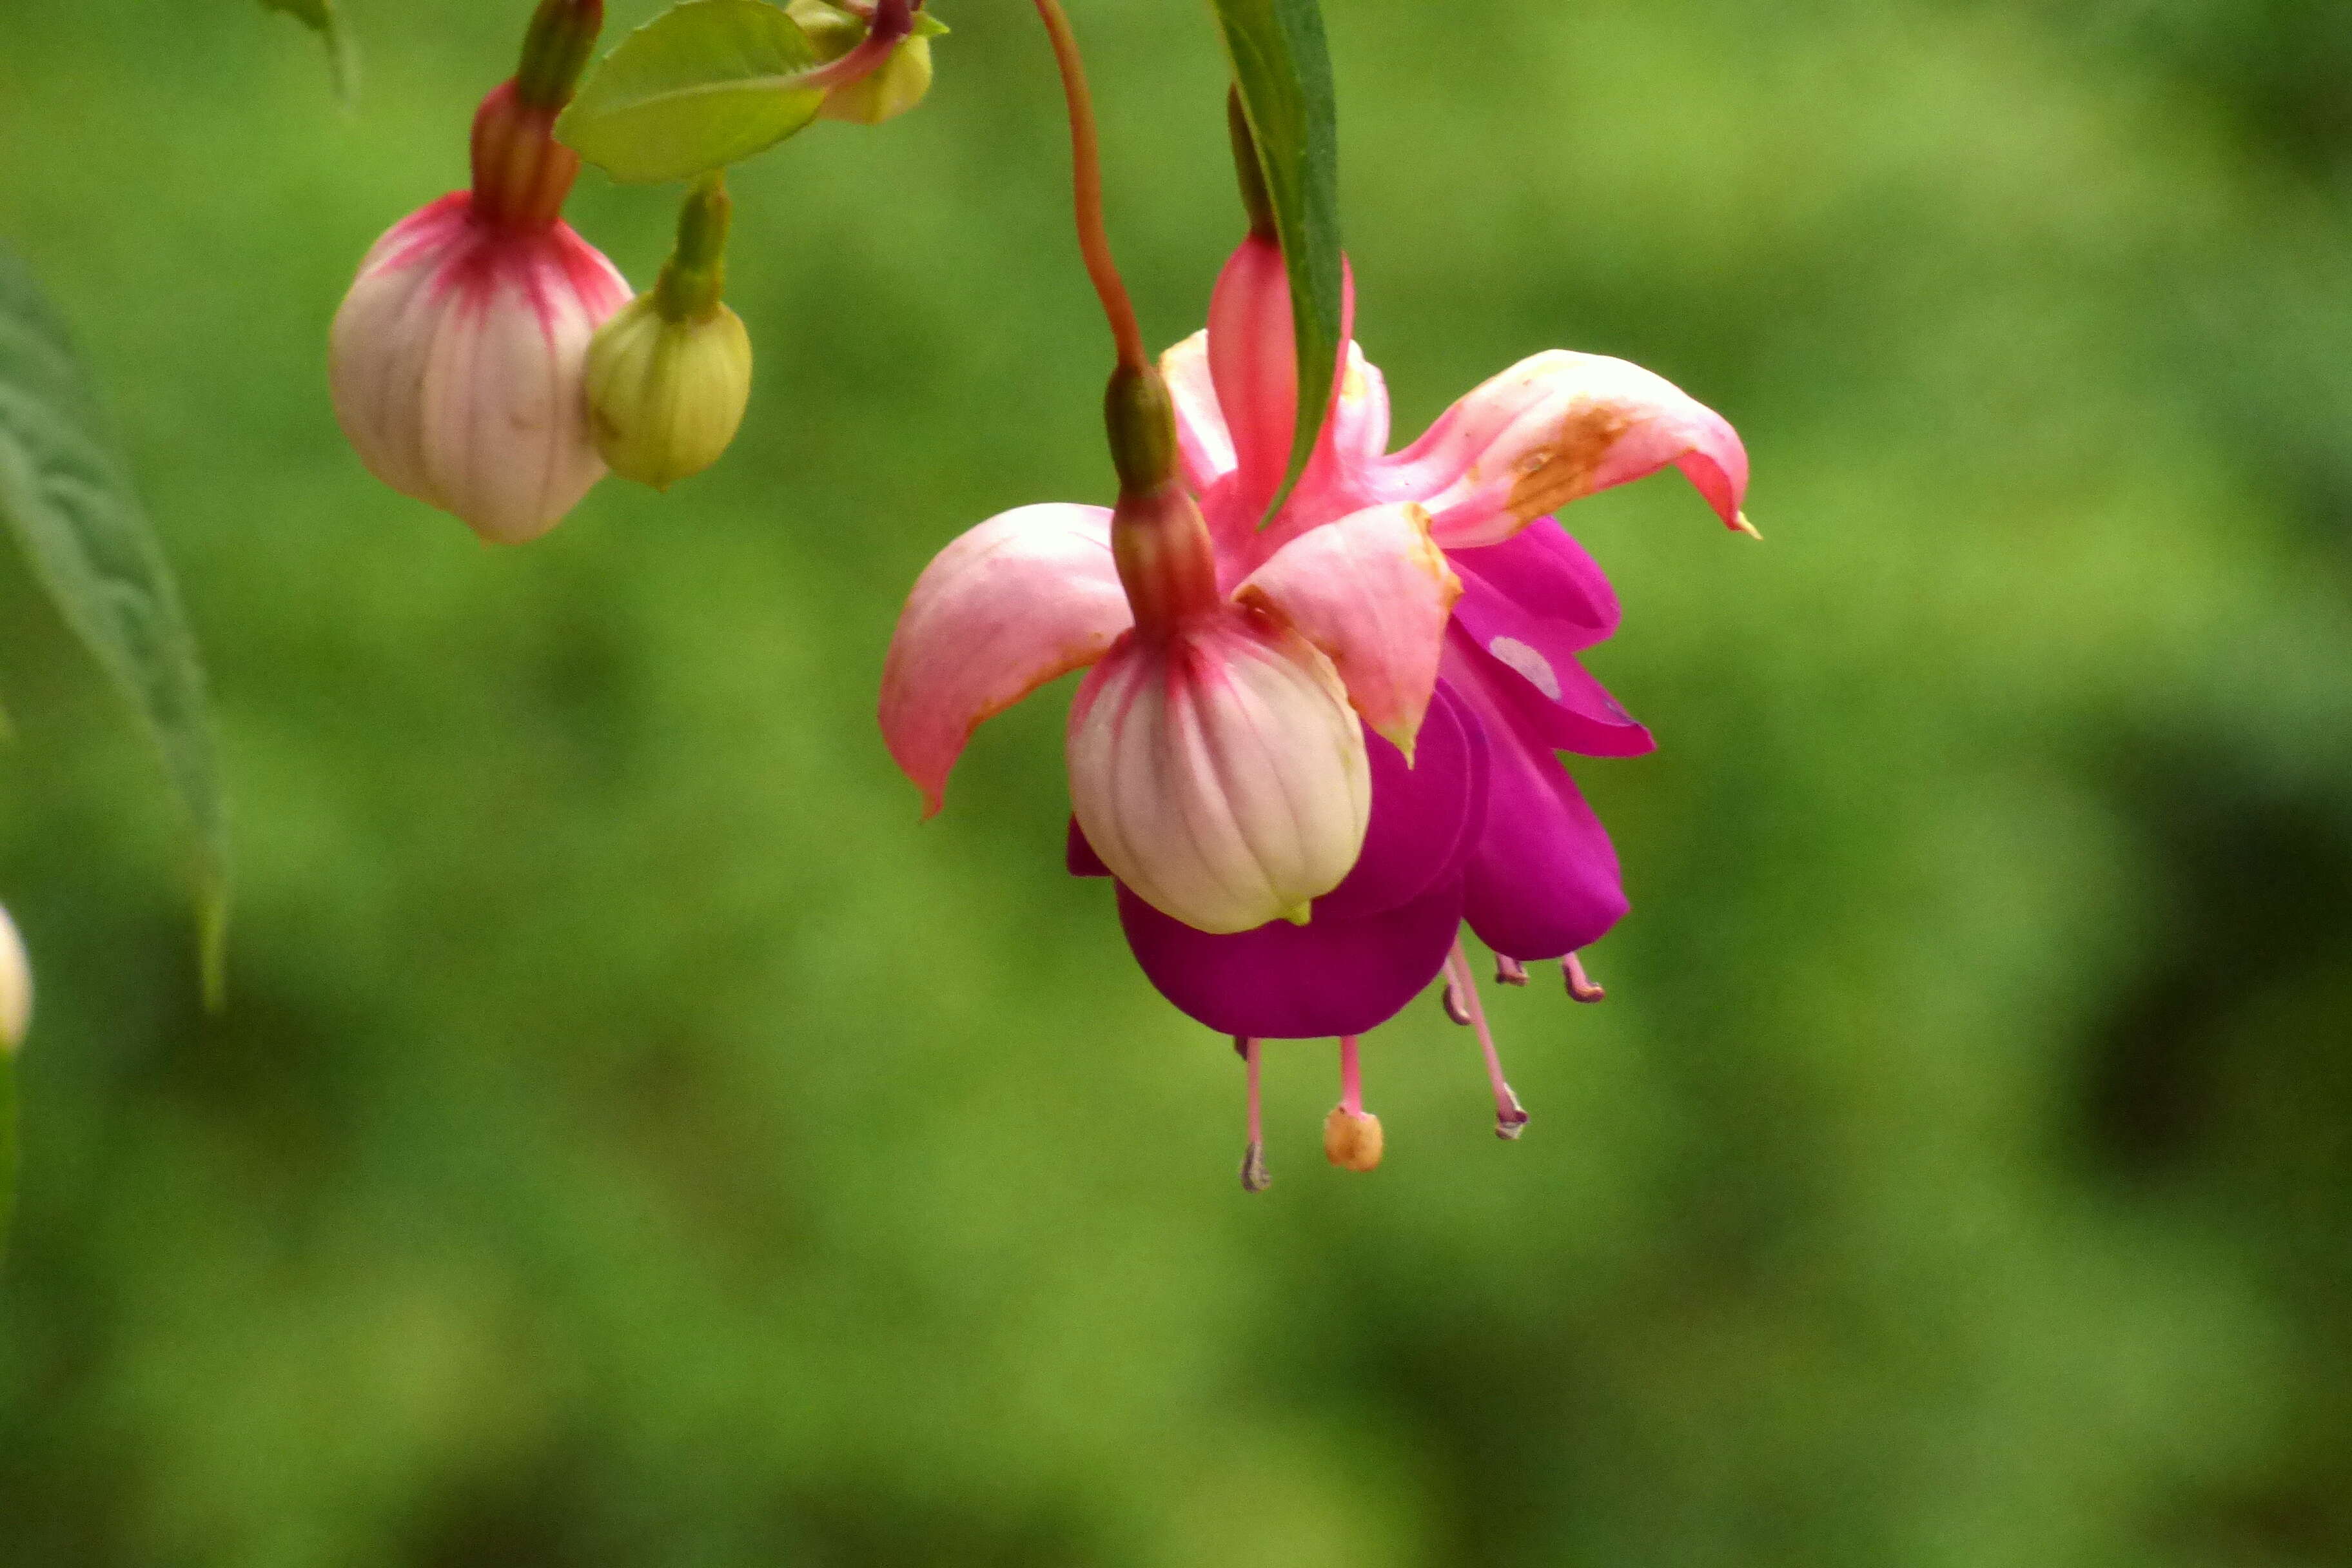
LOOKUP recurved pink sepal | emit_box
[880,504,1132,815]
[1377,350,1749,549]
[1237,502,1459,761]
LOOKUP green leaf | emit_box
[558,0,828,184]
[0,249,230,1004]
[259,0,358,104]
[1209,0,1342,514]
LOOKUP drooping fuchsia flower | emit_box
[329,1,630,544]
[882,228,1747,1185]
[1089,233,1748,1174]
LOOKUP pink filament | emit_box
[1565,952,1607,1003]
[1337,1035,1364,1116]
[1446,940,1528,1137]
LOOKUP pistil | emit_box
[1238,1036,1270,1193]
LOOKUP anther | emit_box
[1565,952,1606,1003]
[1324,1035,1384,1173]
[1495,954,1529,986]
[1441,977,1472,1025]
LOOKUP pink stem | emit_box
[1337,1035,1364,1116]
[1446,941,1528,1139]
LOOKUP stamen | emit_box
[1322,1036,1384,1172]
[1441,976,1472,1025]
[1495,954,1529,986]
[1565,951,1607,1003]
[1446,941,1529,1140]
[1239,1037,1269,1193]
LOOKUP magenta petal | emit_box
[1067,813,1110,877]
[1451,616,1653,760]
[1115,877,1465,1039]
[1314,681,1486,919]
[1448,521,1622,650]
[1443,634,1631,959]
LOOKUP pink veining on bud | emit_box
[1068,601,1368,934]
[330,57,627,545]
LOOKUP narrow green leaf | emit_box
[259,0,359,104]
[558,0,828,184]
[0,250,230,1004]
[1209,0,1342,514]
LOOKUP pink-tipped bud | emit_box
[1066,607,1369,935]
[0,905,29,1054]
[329,79,629,544]
[330,192,629,543]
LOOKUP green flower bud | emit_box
[585,292,754,491]
[790,1,945,126]
[0,904,31,1054]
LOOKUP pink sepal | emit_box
[1237,502,1459,761]
[1374,350,1749,549]
[879,504,1131,815]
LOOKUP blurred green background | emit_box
[4,1,2351,1563]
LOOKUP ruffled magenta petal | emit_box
[1449,607,1653,759]
[1314,680,1486,920]
[1114,877,1465,1039]
[1442,631,1630,959]
[1447,521,1621,650]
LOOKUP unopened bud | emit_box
[1322,1106,1383,1173]
[790,1,945,125]
[0,905,31,1054]
[585,293,754,489]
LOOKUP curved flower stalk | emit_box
[329,0,631,544]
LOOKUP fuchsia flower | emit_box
[329,74,630,545]
[883,230,1747,1184]
[882,366,1461,936]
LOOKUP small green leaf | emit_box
[1209,0,1342,514]
[0,249,230,1004]
[558,0,828,184]
[259,0,358,104]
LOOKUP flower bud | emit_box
[329,85,631,544]
[0,905,30,1054]
[583,175,752,490]
[584,294,753,490]
[1066,607,1370,936]
[789,0,944,125]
